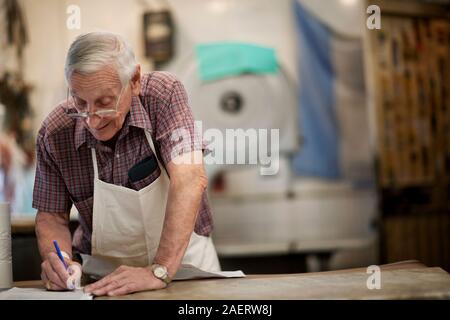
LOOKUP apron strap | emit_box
[144,130,165,170]
[90,148,99,179]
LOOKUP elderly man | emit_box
[33,32,220,296]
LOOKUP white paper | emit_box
[174,264,246,280]
[0,287,93,300]
[80,254,245,281]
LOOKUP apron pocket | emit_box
[129,163,161,191]
[92,192,148,258]
[101,200,146,237]
[97,230,148,258]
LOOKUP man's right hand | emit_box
[35,211,79,290]
[40,252,80,291]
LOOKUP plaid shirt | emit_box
[33,71,213,254]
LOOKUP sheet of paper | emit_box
[174,264,246,280]
[80,254,245,280]
[0,287,93,300]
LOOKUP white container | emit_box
[0,202,12,289]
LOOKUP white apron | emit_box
[84,130,220,278]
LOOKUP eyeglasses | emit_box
[65,85,126,119]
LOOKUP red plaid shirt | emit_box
[33,71,213,255]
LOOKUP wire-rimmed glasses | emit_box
[65,85,126,119]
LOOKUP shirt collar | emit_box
[74,95,152,150]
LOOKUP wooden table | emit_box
[13,261,450,299]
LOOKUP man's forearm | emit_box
[35,211,72,260]
[153,175,206,277]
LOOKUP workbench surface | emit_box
[13,261,450,299]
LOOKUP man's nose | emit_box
[85,114,103,129]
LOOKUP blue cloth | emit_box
[292,1,341,179]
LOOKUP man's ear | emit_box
[130,64,141,96]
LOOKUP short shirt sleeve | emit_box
[32,128,72,213]
[155,79,205,166]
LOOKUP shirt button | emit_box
[116,154,120,159]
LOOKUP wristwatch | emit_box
[151,264,172,285]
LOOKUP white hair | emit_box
[64,32,137,86]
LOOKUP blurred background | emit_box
[0,0,449,280]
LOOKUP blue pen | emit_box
[53,240,68,270]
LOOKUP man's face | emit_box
[68,65,132,141]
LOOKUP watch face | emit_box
[154,267,166,278]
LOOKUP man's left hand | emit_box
[84,265,167,297]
